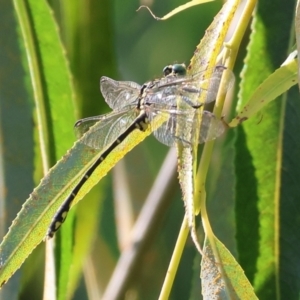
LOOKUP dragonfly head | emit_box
[163,64,186,77]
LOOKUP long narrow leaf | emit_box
[0,111,165,288]
[235,0,299,298]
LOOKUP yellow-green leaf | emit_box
[201,236,258,299]
[229,58,298,127]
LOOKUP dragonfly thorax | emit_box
[136,83,150,111]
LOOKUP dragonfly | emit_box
[46,64,234,238]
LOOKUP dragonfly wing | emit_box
[150,108,178,147]
[77,109,137,149]
[75,114,109,139]
[100,76,141,110]
[150,106,194,147]
[146,66,234,108]
[145,77,189,107]
[188,66,235,104]
[74,105,135,137]
[151,109,225,147]
[195,110,225,144]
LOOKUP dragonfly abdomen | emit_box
[47,111,148,238]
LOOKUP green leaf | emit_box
[230,58,298,127]
[0,114,166,287]
[0,1,35,298]
[235,0,300,298]
[0,0,75,288]
[52,0,117,298]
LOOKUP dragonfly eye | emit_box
[163,64,187,77]
[163,65,173,76]
[171,64,186,76]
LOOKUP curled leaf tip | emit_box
[136,6,161,20]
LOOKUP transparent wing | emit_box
[74,105,136,138]
[75,108,137,149]
[145,66,234,108]
[75,115,109,139]
[100,76,141,110]
[150,108,225,147]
